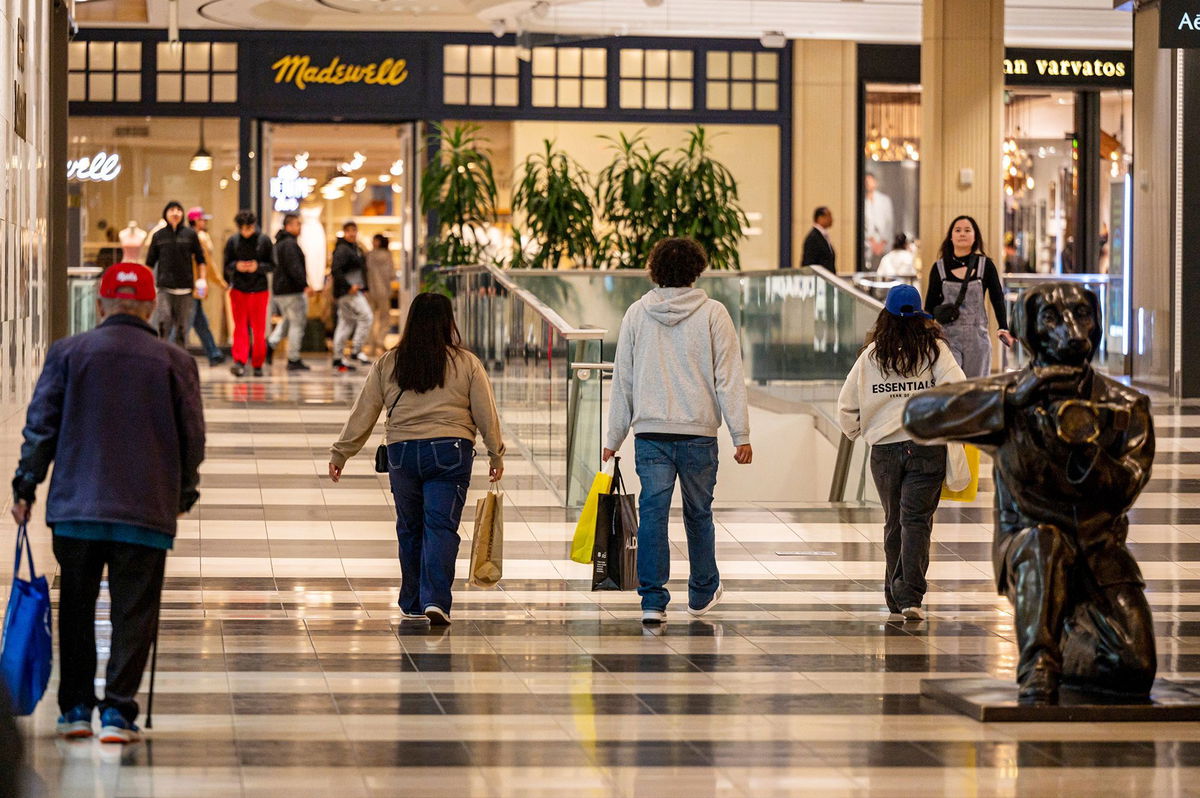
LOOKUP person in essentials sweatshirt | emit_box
[266,213,313,371]
[144,200,205,345]
[837,284,966,621]
[330,221,374,371]
[603,237,752,625]
[223,210,274,378]
[329,293,504,626]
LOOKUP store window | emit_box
[706,51,778,111]
[532,47,607,109]
[861,84,921,272]
[68,41,142,102]
[442,44,520,107]
[156,42,238,103]
[618,49,693,110]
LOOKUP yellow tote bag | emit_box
[941,444,980,502]
[570,464,614,564]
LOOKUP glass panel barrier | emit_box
[68,267,103,334]
[1001,273,1123,374]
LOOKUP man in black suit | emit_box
[800,206,836,270]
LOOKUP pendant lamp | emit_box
[190,118,213,172]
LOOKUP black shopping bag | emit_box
[592,457,639,591]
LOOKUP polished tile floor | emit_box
[11,360,1200,797]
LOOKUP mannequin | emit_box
[119,221,148,263]
[298,206,327,289]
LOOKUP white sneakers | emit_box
[901,606,925,621]
[641,609,666,624]
[687,583,725,617]
[425,606,451,626]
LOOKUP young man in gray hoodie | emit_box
[602,238,753,624]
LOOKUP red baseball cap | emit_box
[99,263,157,302]
[187,206,212,222]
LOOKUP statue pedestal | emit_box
[922,677,1200,722]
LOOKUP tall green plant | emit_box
[513,140,598,269]
[593,131,674,269]
[667,126,749,271]
[419,122,498,267]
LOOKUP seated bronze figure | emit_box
[904,282,1156,705]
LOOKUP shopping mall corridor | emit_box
[9,362,1200,798]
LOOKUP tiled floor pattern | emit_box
[12,362,1200,797]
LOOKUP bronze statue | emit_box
[903,282,1156,704]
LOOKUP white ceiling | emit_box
[78,0,1133,48]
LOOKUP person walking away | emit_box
[267,213,312,371]
[366,234,397,355]
[877,233,917,284]
[223,210,274,378]
[329,293,504,625]
[144,201,205,344]
[603,237,753,625]
[331,221,374,371]
[10,263,205,743]
[923,215,1015,378]
[800,206,836,270]
[838,284,965,620]
[186,207,227,366]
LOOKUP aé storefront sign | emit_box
[1003,48,1132,89]
[1162,0,1200,49]
[245,36,428,112]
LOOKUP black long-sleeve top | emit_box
[223,231,274,293]
[146,223,204,290]
[924,254,1009,330]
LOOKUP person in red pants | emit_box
[223,210,274,377]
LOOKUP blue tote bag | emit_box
[0,524,52,715]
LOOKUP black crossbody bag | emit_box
[373,390,405,473]
[932,257,980,325]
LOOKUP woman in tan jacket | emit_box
[329,293,504,625]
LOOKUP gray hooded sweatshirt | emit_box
[606,287,750,450]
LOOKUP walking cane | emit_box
[144,590,163,730]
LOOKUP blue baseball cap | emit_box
[884,284,931,318]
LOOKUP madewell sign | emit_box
[1161,0,1200,48]
[270,55,408,90]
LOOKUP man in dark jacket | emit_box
[330,220,373,372]
[800,206,836,270]
[11,263,205,744]
[145,200,205,344]
[266,213,312,371]
[223,209,275,377]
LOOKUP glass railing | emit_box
[439,265,604,507]
[1001,273,1124,375]
[68,267,104,334]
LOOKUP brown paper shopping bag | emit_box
[469,488,504,588]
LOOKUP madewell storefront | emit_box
[67,30,795,331]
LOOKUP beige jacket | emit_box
[330,348,505,470]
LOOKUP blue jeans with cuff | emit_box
[387,437,475,615]
[633,436,720,612]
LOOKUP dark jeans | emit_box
[53,536,167,723]
[869,441,946,611]
[191,299,222,360]
[387,438,475,615]
[633,436,720,612]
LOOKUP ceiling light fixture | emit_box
[644,0,664,6]
[491,19,506,37]
[760,31,787,48]
[167,0,180,44]
[189,118,213,172]
[389,159,405,176]
[354,177,368,193]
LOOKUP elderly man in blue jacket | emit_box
[10,262,205,744]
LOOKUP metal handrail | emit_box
[439,264,606,341]
[809,264,886,310]
[1003,273,1113,285]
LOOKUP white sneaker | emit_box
[641,609,666,624]
[901,606,925,621]
[353,352,371,364]
[687,583,725,617]
[400,610,428,622]
[425,606,451,626]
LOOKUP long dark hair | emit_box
[392,293,464,393]
[938,215,986,264]
[866,308,945,377]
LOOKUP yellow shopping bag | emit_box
[941,444,980,502]
[570,462,614,564]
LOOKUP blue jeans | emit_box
[633,436,720,612]
[387,438,475,615]
[191,299,222,360]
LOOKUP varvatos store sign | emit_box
[66,30,796,267]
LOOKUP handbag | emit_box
[592,458,639,591]
[469,487,504,588]
[373,389,405,473]
[570,459,615,564]
[931,258,979,325]
[0,524,52,716]
[941,444,981,502]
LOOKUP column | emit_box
[791,40,857,273]
[918,0,1005,275]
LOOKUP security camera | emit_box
[491,19,506,37]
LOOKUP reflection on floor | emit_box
[11,360,1200,797]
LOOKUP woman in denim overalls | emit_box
[923,215,1015,377]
